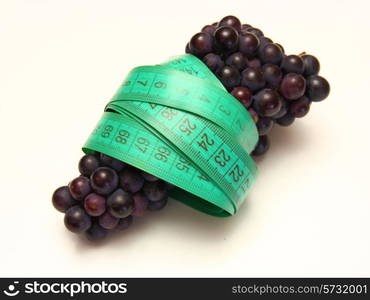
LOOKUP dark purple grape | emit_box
[100,153,126,172]
[276,43,285,53]
[84,193,106,216]
[90,167,119,195]
[272,99,288,119]
[189,32,213,57]
[201,24,216,36]
[219,15,241,32]
[241,67,265,92]
[253,89,282,117]
[116,215,133,231]
[256,117,274,135]
[214,26,239,51]
[248,108,259,123]
[302,54,320,76]
[259,43,283,65]
[238,32,259,57]
[99,211,119,230]
[225,52,247,71]
[217,65,240,89]
[185,43,190,53]
[140,170,159,182]
[241,24,252,31]
[202,53,224,73]
[305,75,330,102]
[280,73,306,100]
[64,205,92,233]
[252,135,270,156]
[247,58,261,68]
[281,55,304,74]
[258,37,273,54]
[148,197,168,211]
[119,167,144,193]
[78,154,100,176]
[107,189,133,218]
[289,96,311,118]
[132,191,149,217]
[52,186,77,213]
[231,86,252,108]
[142,180,168,202]
[276,112,295,126]
[262,63,283,87]
[68,176,91,200]
[247,27,264,37]
[85,223,108,241]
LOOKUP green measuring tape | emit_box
[83,54,258,217]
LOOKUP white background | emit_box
[0,0,369,277]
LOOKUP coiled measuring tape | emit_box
[83,54,258,217]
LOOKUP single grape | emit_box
[247,27,264,37]
[276,43,285,53]
[219,15,241,32]
[132,191,149,217]
[248,108,259,123]
[238,32,260,57]
[116,215,133,231]
[68,176,91,200]
[201,25,216,36]
[85,223,108,241]
[262,63,283,87]
[302,54,320,76]
[202,53,224,73]
[252,135,270,156]
[107,189,133,218]
[247,58,261,68]
[231,86,252,108]
[276,112,295,126]
[281,55,304,74]
[142,180,168,202]
[99,211,119,230]
[90,167,119,195]
[225,52,247,71]
[259,43,283,65]
[140,170,159,182]
[189,32,213,57]
[214,26,239,51]
[185,43,190,53]
[289,96,311,118]
[271,99,288,119]
[84,193,106,216]
[119,167,144,193]
[280,73,306,100]
[148,197,168,211]
[241,67,265,92]
[305,75,330,102]
[78,154,100,176]
[100,154,126,172]
[256,117,274,135]
[64,205,92,233]
[253,89,282,117]
[241,24,252,31]
[217,65,240,89]
[257,37,273,56]
[52,186,77,213]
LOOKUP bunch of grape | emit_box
[186,15,330,156]
[52,152,170,240]
[53,16,330,241]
